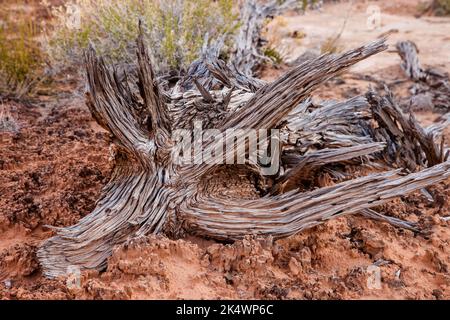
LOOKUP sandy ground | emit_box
[265,0,450,74]
[1,0,450,299]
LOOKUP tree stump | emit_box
[37,29,450,278]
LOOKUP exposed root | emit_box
[37,31,449,278]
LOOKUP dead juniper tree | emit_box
[396,40,450,113]
[37,27,450,278]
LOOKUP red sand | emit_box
[1,0,449,300]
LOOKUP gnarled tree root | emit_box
[38,31,449,278]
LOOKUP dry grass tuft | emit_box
[0,4,45,99]
[43,0,239,74]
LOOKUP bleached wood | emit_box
[37,33,449,278]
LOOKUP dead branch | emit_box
[367,90,446,171]
[37,32,450,278]
[272,142,386,194]
[232,0,298,76]
[396,40,450,113]
[181,162,450,240]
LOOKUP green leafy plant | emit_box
[44,0,239,74]
[0,12,44,98]
[263,47,283,64]
[434,0,450,15]
[300,0,319,11]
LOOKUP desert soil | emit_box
[1,0,450,299]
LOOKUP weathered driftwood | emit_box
[181,163,449,240]
[271,142,386,195]
[180,0,297,90]
[231,0,297,76]
[396,40,450,113]
[284,96,374,151]
[37,32,450,278]
[418,0,450,17]
[367,89,448,170]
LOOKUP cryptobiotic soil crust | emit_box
[1,0,450,299]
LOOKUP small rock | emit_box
[358,230,385,259]
[288,257,302,276]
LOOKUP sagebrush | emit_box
[435,0,450,14]
[44,0,239,74]
[0,7,44,98]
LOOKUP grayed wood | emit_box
[37,32,449,278]
[367,90,447,171]
[284,96,374,152]
[231,0,297,76]
[396,41,426,81]
[181,162,449,240]
[359,208,418,232]
[396,40,450,113]
[272,142,386,194]
[181,0,297,91]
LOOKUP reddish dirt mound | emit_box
[0,100,112,299]
[1,55,450,300]
[0,98,449,299]
[1,0,450,300]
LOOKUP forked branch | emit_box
[37,31,449,279]
[182,161,450,240]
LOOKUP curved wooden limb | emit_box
[37,165,171,278]
[38,31,177,277]
[136,23,172,145]
[181,161,450,240]
[85,46,155,169]
[222,39,388,130]
[359,208,419,233]
[273,142,386,194]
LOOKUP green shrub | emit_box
[44,0,239,74]
[263,47,283,65]
[0,11,44,98]
[299,0,320,11]
[320,35,343,54]
[435,0,450,15]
